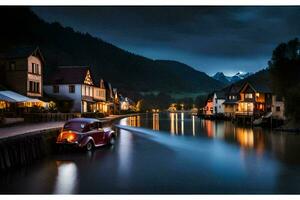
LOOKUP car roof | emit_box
[66,117,105,124]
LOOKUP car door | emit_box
[89,122,102,145]
[96,122,105,144]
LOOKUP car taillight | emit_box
[58,131,78,143]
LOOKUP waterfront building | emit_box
[120,96,130,111]
[103,81,115,115]
[0,46,45,98]
[91,78,107,113]
[113,88,120,114]
[222,81,285,120]
[203,93,214,115]
[203,91,226,116]
[223,84,241,118]
[236,82,273,118]
[44,66,107,113]
[212,91,226,114]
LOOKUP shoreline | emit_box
[0,112,144,171]
[0,112,144,140]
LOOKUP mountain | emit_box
[226,69,270,89]
[0,7,223,95]
[219,69,271,96]
[212,72,230,84]
[231,72,253,82]
[212,71,252,84]
[240,69,270,87]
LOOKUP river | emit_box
[0,112,300,194]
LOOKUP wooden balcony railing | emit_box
[235,111,254,116]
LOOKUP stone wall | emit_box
[0,128,60,172]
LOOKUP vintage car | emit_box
[56,118,116,151]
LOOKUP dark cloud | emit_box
[31,6,300,75]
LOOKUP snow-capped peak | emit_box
[212,71,253,84]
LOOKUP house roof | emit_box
[4,46,45,64]
[215,90,226,99]
[226,83,242,94]
[239,81,272,94]
[223,99,239,104]
[44,66,93,85]
[103,80,112,90]
[204,92,214,105]
[92,77,106,88]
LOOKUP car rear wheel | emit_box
[86,141,94,151]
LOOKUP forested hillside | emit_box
[0,7,223,94]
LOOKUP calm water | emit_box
[1,112,300,194]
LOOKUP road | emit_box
[0,114,128,139]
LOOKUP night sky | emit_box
[32,6,300,76]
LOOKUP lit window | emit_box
[245,93,253,99]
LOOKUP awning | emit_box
[0,91,32,102]
[0,91,46,105]
[0,93,17,102]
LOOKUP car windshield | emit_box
[63,122,88,132]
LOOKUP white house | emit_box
[44,66,106,113]
[212,91,226,114]
[204,91,226,115]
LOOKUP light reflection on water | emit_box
[123,112,300,164]
[1,112,300,194]
[152,113,159,131]
[53,161,78,194]
[118,118,133,177]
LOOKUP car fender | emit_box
[80,136,95,147]
[108,130,115,138]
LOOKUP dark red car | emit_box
[57,118,116,151]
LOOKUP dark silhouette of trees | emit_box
[269,38,300,122]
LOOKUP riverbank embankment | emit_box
[0,113,141,172]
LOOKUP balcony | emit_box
[235,111,254,116]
